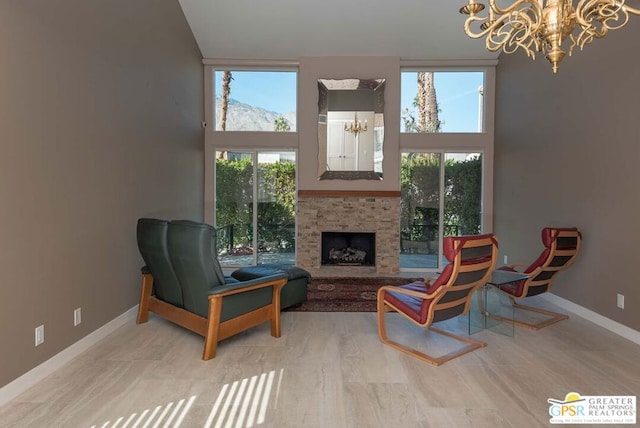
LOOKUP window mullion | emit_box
[438,153,446,271]
[252,151,259,266]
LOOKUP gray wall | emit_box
[0,0,203,387]
[494,23,640,330]
[298,56,401,190]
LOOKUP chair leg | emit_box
[510,300,569,330]
[270,280,283,338]
[203,296,222,360]
[377,303,486,367]
[484,295,569,331]
[479,288,570,331]
[136,274,153,324]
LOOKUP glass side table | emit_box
[468,270,530,337]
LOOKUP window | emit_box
[215,150,296,268]
[214,71,297,131]
[400,152,483,270]
[399,66,493,271]
[205,65,299,268]
[400,71,485,133]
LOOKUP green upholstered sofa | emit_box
[136,218,287,360]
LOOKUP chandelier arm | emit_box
[463,4,541,38]
[464,15,504,38]
[487,0,542,16]
[574,0,631,43]
[622,3,640,15]
[465,6,541,59]
[491,26,538,55]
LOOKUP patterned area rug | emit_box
[286,277,423,312]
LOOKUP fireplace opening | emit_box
[321,232,376,266]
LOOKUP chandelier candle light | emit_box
[460,0,640,73]
[344,112,368,136]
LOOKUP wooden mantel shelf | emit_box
[298,190,401,198]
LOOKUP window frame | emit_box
[399,150,485,272]
[398,63,495,271]
[203,62,300,226]
[213,149,298,267]
[202,60,495,273]
[211,69,298,132]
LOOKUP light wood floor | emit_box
[1,299,639,427]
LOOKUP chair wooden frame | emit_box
[377,235,498,366]
[499,228,582,331]
[137,274,286,360]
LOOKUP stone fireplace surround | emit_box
[296,190,401,276]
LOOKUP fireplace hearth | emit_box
[321,232,375,266]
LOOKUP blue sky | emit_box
[214,71,297,114]
[401,71,484,132]
[214,70,484,132]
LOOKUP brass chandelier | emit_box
[344,112,368,136]
[460,0,640,73]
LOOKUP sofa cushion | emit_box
[167,220,260,317]
[232,264,311,281]
[231,264,311,309]
[137,218,184,308]
[168,219,226,285]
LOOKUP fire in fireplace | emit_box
[321,232,376,266]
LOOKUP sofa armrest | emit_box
[207,273,288,298]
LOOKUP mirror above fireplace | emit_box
[317,78,385,180]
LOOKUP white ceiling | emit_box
[178,0,499,61]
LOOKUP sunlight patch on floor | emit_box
[89,394,197,428]
[87,369,284,428]
[205,369,283,428]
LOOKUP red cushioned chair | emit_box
[377,234,498,366]
[498,227,582,330]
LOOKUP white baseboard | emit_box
[540,294,640,345]
[0,306,138,408]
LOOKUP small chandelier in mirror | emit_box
[460,0,640,73]
[344,112,368,136]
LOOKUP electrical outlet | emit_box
[503,255,508,265]
[617,294,625,309]
[35,325,44,346]
[74,308,82,326]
